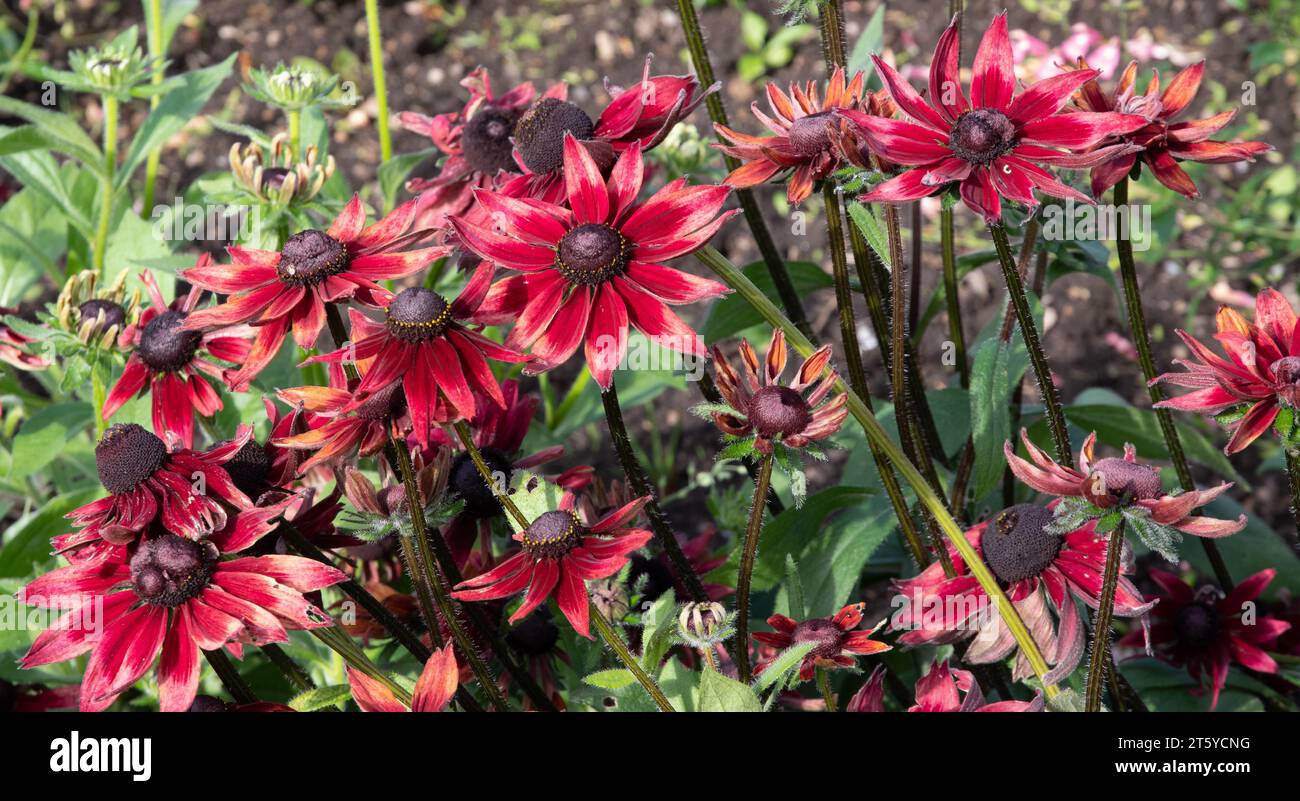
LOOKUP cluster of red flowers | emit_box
[6,6,1288,716]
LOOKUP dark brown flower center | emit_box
[137,310,202,372]
[747,385,812,438]
[77,299,126,333]
[506,609,560,656]
[449,447,513,519]
[1173,601,1220,651]
[353,381,407,421]
[520,510,584,560]
[463,105,521,175]
[556,223,629,286]
[129,533,217,607]
[951,109,1017,165]
[261,167,292,193]
[514,98,595,174]
[278,229,349,286]
[981,504,1061,585]
[790,617,846,659]
[1090,457,1162,501]
[96,423,167,495]
[385,287,452,342]
[223,438,272,498]
[1274,356,1300,387]
[786,112,835,158]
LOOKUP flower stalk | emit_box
[92,93,119,273]
[734,452,773,684]
[363,0,393,166]
[601,382,708,602]
[204,648,258,705]
[988,222,1072,464]
[1113,176,1233,588]
[1085,520,1126,712]
[1287,451,1300,541]
[816,667,836,712]
[670,0,811,339]
[941,208,969,388]
[824,187,930,569]
[391,433,511,711]
[260,643,315,692]
[590,599,675,711]
[696,243,1060,699]
[141,0,165,214]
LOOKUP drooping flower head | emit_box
[347,645,459,712]
[305,263,526,446]
[59,423,255,559]
[715,67,890,204]
[273,353,411,475]
[181,195,450,390]
[102,265,253,449]
[451,492,653,638]
[848,660,1044,712]
[1118,568,1290,710]
[19,530,345,712]
[1004,429,1245,558]
[1151,289,1300,455]
[706,329,848,455]
[453,138,734,389]
[753,603,889,681]
[505,56,716,201]
[840,13,1149,221]
[1064,58,1272,198]
[892,505,1152,683]
[0,308,50,372]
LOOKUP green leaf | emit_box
[710,485,871,592]
[740,11,769,51]
[584,669,637,690]
[750,641,816,695]
[969,338,1028,500]
[846,202,891,268]
[783,494,894,617]
[783,554,805,621]
[116,54,237,192]
[701,260,831,343]
[288,685,351,712]
[847,4,886,76]
[378,147,438,212]
[0,486,102,578]
[0,97,103,171]
[8,402,93,480]
[698,668,763,712]
[638,591,677,673]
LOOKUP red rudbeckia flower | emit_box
[715,67,886,204]
[434,378,592,568]
[504,55,715,202]
[849,660,1044,712]
[753,602,890,681]
[399,67,562,231]
[1118,568,1290,710]
[306,262,526,446]
[347,645,459,712]
[181,195,450,390]
[58,423,254,558]
[1004,429,1246,539]
[840,13,1148,221]
[892,505,1153,683]
[453,138,734,389]
[18,530,345,712]
[451,492,653,639]
[1151,289,1300,455]
[102,264,253,449]
[1065,58,1273,199]
[709,328,848,454]
[273,355,410,474]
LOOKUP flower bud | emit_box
[677,601,732,647]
